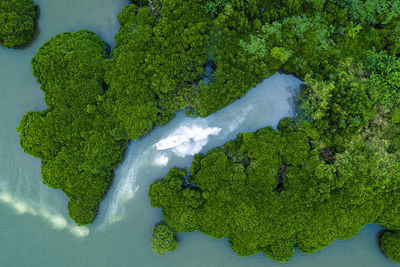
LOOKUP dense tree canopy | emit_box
[18,30,129,225]
[105,0,211,133]
[380,231,400,263]
[0,0,38,48]
[332,0,400,26]
[147,0,400,263]
[149,122,400,261]
[17,0,400,263]
[151,223,179,255]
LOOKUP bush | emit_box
[17,30,128,225]
[151,224,179,255]
[149,123,400,262]
[0,0,38,48]
[380,231,400,263]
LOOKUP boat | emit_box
[155,135,189,150]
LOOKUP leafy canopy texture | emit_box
[0,0,38,48]
[380,231,400,263]
[18,0,223,225]
[148,0,400,262]
[151,224,179,255]
[18,30,129,225]
[149,123,400,262]
[16,0,400,263]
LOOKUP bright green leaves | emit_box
[204,0,226,15]
[149,125,322,261]
[106,0,211,135]
[239,35,268,57]
[299,59,375,136]
[149,119,400,261]
[18,31,129,225]
[151,224,179,256]
[270,47,291,64]
[149,168,186,208]
[367,51,400,108]
[31,30,108,110]
[300,75,334,121]
[332,0,400,26]
[0,0,37,48]
[17,111,60,159]
[380,231,400,263]
[335,134,397,205]
[240,14,336,77]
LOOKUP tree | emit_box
[380,231,400,263]
[204,0,227,15]
[151,224,179,255]
[18,30,129,225]
[367,51,400,108]
[149,122,400,262]
[0,0,38,48]
[331,0,400,26]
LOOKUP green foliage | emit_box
[300,59,376,136]
[331,0,400,26]
[300,75,334,121]
[204,0,226,15]
[19,1,214,225]
[367,51,400,108]
[107,0,211,133]
[240,14,337,78]
[16,1,400,263]
[18,30,128,225]
[0,0,38,48]
[380,231,400,263]
[151,224,179,255]
[149,122,400,262]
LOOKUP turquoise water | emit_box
[0,0,397,266]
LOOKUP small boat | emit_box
[155,135,189,150]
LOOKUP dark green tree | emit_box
[0,0,38,48]
[18,30,129,225]
[149,122,400,262]
[151,224,179,255]
[380,231,400,263]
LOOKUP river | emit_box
[0,0,397,266]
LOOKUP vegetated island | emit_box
[0,0,38,48]
[16,0,400,263]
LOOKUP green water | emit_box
[0,0,398,266]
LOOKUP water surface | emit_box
[0,0,397,266]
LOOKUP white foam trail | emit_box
[154,154,169,166]
[0,192,11,203]
[14,201,29,214]
[0,191,89,237]
[171,124,221,157]
[70,226,90,237]
[99,73,302,228]
[99,146,148,226]
[227,105,254,132]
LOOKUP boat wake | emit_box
[98,120,222,228]
[97,73,303,229]
[170,123,221,157]
[0,190,89,237]
[96,143,143,227]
